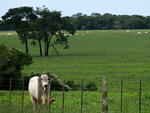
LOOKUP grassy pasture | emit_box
[1,30,150,112]
[1,30,150,81]
[0,90,150,113]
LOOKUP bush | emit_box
[0,44,33,90]
[86,81,98,91]
[66,80,74,88]
[66,80,81,90]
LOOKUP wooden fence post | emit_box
[9,78,12,109]
[37,77,41,112]
[22,78,24,113]
[102,77,108,113]
[48,80,51,113]
[139,81,141,113]
[81,79,83,113]
[62,79,65,113]
[121,80,123,113]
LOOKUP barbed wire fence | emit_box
[0,77,150,113]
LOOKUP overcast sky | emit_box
[1,0,150,19]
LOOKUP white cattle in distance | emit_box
[28,74,54,112]
[145,31,149,34]
[126,30,130,33]
[136,32,141,34]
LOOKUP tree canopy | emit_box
[66,13,150,30]
[2,7,150,55]
[2,7,36,53]
[31,7,75,56]
[1,11,150,31]
[2,6,76,56]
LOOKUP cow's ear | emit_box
[40,77,43,80]
[48,77,53,81]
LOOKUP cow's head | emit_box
[41,74,53,92]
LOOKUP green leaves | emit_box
[0,45,33,75]
[2,6,76,56]
[0,44,33,90]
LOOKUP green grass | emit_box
[0,90,150,113]
[1,30,150,112]
[1,30,150,88]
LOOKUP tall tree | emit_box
[2,7,37,53]
[32,7,75,56]
[16,21,31,53]
[29,19,43,56]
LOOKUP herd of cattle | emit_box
[28,74,55,112]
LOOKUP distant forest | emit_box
[1,12,150,30]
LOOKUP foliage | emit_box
[65,13,150,30]
[86,81,98,91]
[66,80,81,90]
[2,6,76,56]
[30,6,75,56]
[2,11,150,31]
[2,7,36,53]
[0,44,33,90]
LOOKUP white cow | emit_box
[126,30,130,33]
[28,74,53,112]
[136,32,141,34]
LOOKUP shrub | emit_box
[86,81,98,91]
[66,80,81,90]
[66,80,74,88]
[0,44,33,90]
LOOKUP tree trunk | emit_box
[38,40,42,57]
[45,42,49,56]
[102,77,108,113]
[25,38,28,53]
[45,42,47,56]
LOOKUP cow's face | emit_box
[41,74,53,92]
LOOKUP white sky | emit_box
[1,0,150,19]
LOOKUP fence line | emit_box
[22,78,24,113]
[0,77,148,113]
[102,77,108,113]
[9,78,11,109]
[121,80,123,113]
[48,80,51,113]
[62,79,65,113]
[81,79,83,113]
[37,77,41,112]
[139,80,141,113]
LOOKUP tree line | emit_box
[64,13,150,30]
[1,12,150,31]
[1,7,150,56]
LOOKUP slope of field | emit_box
[1,30,150,88]
[1,30,150,112]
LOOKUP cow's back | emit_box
[28,76,39,99]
